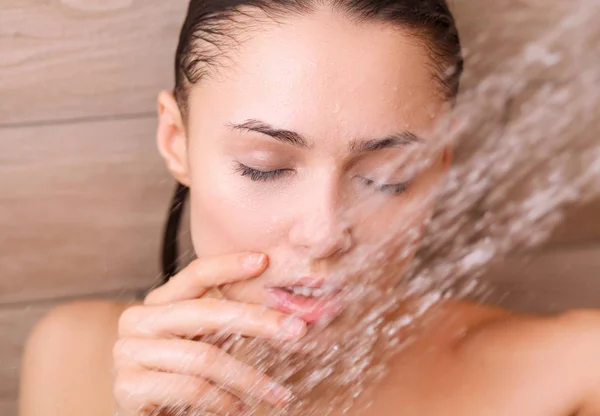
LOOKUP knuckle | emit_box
[191,342,220,366]
[112,370,139,402]
[191,377,211,394]
[193,386,226,409]
[234,251,249,266]
[112,340,125,365]
[112,339,137,368]
[142,289,159,305]
[250,308,283,330]
[118,306,145,335]
[184,378,213,405]
[113,338,130,355]
[188,258,205,276]
[197,297,220,309]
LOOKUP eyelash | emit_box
[235,163,411,195]
[358,177,411,195]
[235,163,290,182]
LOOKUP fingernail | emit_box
[265,381,294,403]
[243,253,265,270]
[277,317,306,340]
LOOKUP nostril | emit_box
[303,225,353,259]
[288,196,353,258]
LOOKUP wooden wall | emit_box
[1,1,599,414]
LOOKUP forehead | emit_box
[188,8,445,140]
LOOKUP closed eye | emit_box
[236,163,411,195]
[359,177,411,195]
[235,163,292,182]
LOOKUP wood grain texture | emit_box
[451,0,600,248]
[0,0,188,126]
[548,202,600,246]
[1,2,599,414]
[0,117,174,305]
[452,0,599,84]
[2,0,596,126]
[0,401,17,416]
[484,244,600,313]
[0,0,598,307]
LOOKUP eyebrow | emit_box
[348,132,423,152]
[227,119,311,149]
[227,119,424,152]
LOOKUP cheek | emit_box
[348,201,431,289]
[352,201,428,259]
[187,158,291,257]
[351,170,441,267]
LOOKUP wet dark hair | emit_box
[174,0,463,114]
[161,0,463,281]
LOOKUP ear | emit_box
[156,90,191,186]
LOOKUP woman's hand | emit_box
[113,252,307,416]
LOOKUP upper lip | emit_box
[269,275,325,289]
[268,276,343,294]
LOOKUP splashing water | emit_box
[157,1,600,415]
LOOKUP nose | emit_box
[288,180,353,260]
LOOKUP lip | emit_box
[267,275,326,289]
[266,287,344,324]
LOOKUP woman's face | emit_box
[158,8,452,327]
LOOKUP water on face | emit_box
[164,1,600,415]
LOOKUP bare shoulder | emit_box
[361,301,600,416]
[457,303,600,360]
[453,303,600,415]
[19,299,139,416]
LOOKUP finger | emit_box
[119,299,306,341]
[114,338,293,406]
[114,369,248,416]
[145,252,267,306]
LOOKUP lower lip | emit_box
[266,288,343,324]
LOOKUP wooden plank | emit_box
[452,0,599,84]
[548,201,600,245]
[1,0,595,126]
[451,0,600,247]
[0,117,176,304]
[1,0,598,306]
[0,0,188,125]
[483,244,600,313]
[0,401,17,416]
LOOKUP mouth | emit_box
[279,286,335,298]
[266,279,344,324]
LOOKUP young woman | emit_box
[19,1,600,415]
